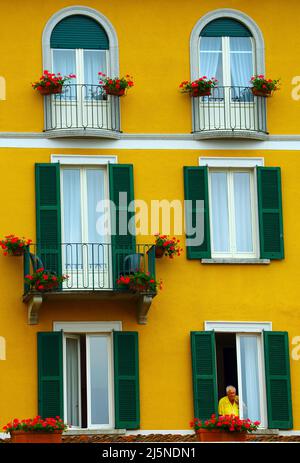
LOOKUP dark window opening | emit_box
[215,333,238,401]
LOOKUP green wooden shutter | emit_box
[109,164,136,287]
[184,166,211,259]
[35,163,62,276]
[37,331,64,419]
[264,331,293,429]
[51,15,109,49]
[257,167,284,259]
[114,331,140,429]
[200,18,252,37]
[190,331,218,420]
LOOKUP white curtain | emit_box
[88,336,109,425]
[211,172,230,252]
[239,336,261,422]
[230,37,253,99]
[52,49,77,99]
[200,37,223,86]
[62,169,82,268]
[87,169,106,266]
[84,50,107,100]
[233,172,253,253]
[66,337,80,427]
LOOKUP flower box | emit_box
[154,234,182,259]
[10,430,63,444]
[1,234,32,256]
[37,84,63,95]
[32,71,76,95]
[250,75,280,97]
[99,72,134,97]
[251,87,272,97]
[196,428,247,442]
[179,76,217,98]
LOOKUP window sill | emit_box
[201,258,270,265]
[64,428,126,435]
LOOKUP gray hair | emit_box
[226,385,236,393]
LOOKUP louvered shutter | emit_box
[184,166,211,259]
[109,164,136,287]
[190,331,218,420]
[50,15,109,50]
[200,18,252,37]
[35,163,62,276]
[114,332,140,429]
[264,331,293,429]
[257,167,284,259]
[37,331,64,419]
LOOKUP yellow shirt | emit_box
[218,396,239,416]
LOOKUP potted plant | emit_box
[98,72,134,96]
[250,75,280,97]
[3,416,68,443]
[154,234,183,258]
[179,76,218,97]
[32,70,76,95]
[191,414,260,442]
[1,234,32,256]
[117,271,162,292]
[24,267,68,292]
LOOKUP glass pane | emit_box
[211,172,230,252]
[230,37,252,52]
[239,336,261,422]
[66,338,80,427]
[52,49,77,99]
[87,169,106,268]
[200,37,222,51]
[233,172,253,253]
[89,336,109,426]
[62,169,82,270]
[230,38,253,89]
[84,50,107,99]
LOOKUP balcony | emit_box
[23,243,156,325]
[44,84,121,138]
[192,86,268,140]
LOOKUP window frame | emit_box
[208,166,260,259]
[199,35,256,88]
[63,334,82,428]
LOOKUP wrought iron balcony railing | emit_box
[192,86,268,137]
[23,243,156,294]
[44,84,121,134]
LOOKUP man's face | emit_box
[227,388,236,401]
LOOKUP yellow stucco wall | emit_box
[0,148,299,429]
[0,0,299,134]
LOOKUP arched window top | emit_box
[50,14,109,50]
[200,18,252,37]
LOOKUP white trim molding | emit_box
[53,321,122,333]
[204,321,272,332]
[42,6,119,76]
[199,156,264,168]
[51,154,118,165]
[190,8,265,81]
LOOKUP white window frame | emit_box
[86,333,114,429]
[208,166,259,258]
[63,334,82,428]
[236,333,268,428]
[199,35,255,88]
[205,321,271,429]
[55,321,121,430]
[51,48,110,86]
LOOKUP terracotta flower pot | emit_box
[10,430,63,443]
[9,248,25,256]
[104,87,125,96]
[196,428,248,442]
[251,87,271,97]
[155,246,165,258]
[38,85,63,95]
[191,89,211,97]
[34,282,59,292]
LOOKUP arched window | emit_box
[42,7,120,135]
[51,15,109,87]
[199,18,254,89]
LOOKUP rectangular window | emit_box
[215,332,267,427]
[63,333,113,429]
[61,166,110,289]
[209,168,258,258]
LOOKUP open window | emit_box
[191,330,293,429]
